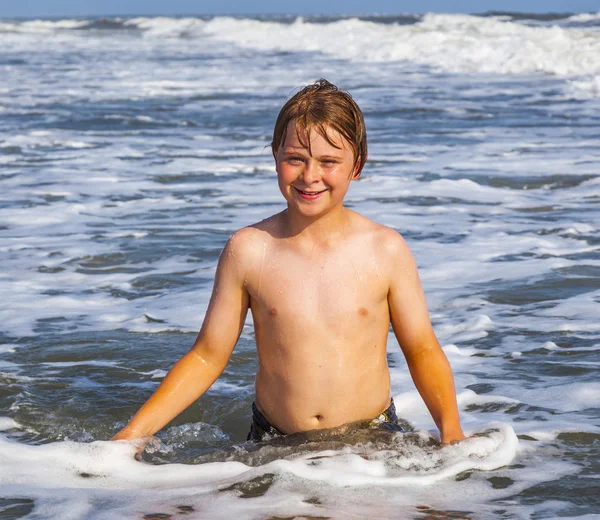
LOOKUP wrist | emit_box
[440,426,466,444]
[112,426,146,441]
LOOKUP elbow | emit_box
[405,340,443,364]
[187,345,228,376]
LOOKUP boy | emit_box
[113,79,466,445]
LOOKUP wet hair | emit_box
[271,79,368,177]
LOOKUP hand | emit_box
[440,428,467,445]
[112,428,156,460]
[117,436,157,460]
[130,436,158,460]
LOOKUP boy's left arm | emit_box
[385,231,466,444]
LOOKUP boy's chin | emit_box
[287,203,341,220]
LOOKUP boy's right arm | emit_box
[112,234,251,441]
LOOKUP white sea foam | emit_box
[435,315,494,342]
[188,15,600,91]
[535,290,600,323]
[0,424,519,518]
[41,361,120,368]
[567,11,600,22]
[1,15,599,97]
[496,382,600,413]
[268,426,517,485]
[0,434,248,489]
[0,417,20,431]
[141,369,168,379]
[0,19,89,33]
[568,75,600,97]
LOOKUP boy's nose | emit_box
[301,162,320,184]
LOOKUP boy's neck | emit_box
[283,205,351,245]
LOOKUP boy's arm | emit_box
[385,231,465,444]
[112,234,250,441]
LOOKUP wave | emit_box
[1,14,599,87]
[0,425,518,516]
[567,10,600,23]
[200,14,600,79]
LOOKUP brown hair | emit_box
[272,79,368,177]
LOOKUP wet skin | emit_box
[113,123,465,443]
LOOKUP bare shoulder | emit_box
[378,225,413,259]
[348,210,414,264]
[222,213,281,272]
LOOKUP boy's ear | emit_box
[352,154,366,179]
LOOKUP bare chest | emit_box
[247,246,389,327]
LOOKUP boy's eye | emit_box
[287,156,304,163]
[321,159,340,167]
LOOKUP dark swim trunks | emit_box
[247,398,406,442]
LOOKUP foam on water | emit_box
[0,417,20,431]
[135,14,600,97]
[1,14,599,97]
[0,424,521,518]
[567,11,600,23]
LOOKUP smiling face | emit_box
[274,121,360,219]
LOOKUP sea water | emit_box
[0,12,599,519]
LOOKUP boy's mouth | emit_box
[293,187,327,200]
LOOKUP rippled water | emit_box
[1,12,599,520]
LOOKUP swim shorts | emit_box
[247,398,406,442]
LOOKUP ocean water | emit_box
[0,11,599,519]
